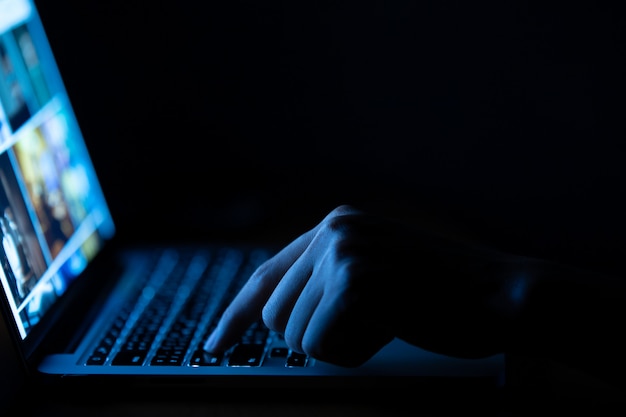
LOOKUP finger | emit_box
[282,273,324,354]
[203,227,317,353]
[204,205,357,353]
[261,232,328,332]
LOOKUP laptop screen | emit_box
[0,0,115,341]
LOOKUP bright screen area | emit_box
[0,0,114,339]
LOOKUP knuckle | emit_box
[321,212,357,238]
[246,259,278,292]
[331,204,358,215]
[249,260,272,284]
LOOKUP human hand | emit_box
[204,205,524,366]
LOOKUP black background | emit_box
[33,1,624,274]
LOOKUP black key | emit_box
[85,354,106,365]
[85,306,133,365]
[111,350,147,366]
[286,352,308,367]
[227,343,265,367]
[151,354,183,366]
[270,347,288,358]
[189,350,223,366]
[85,340,114,366]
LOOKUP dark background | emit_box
[33,1,624,275]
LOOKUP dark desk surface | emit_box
[8,385,510,417]
[9,358,626,417]
[15,388,626,417]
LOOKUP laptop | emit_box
[0,0,505,400]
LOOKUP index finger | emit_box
[203,227,317,353]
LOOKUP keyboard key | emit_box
[227,343,265,367]
[286,352,308,367]
[270,347,288,358]
[189,350,223,366]
[111,350,147,366]
[85,354,106,365]
[151,354,183,366]
[85,247,275,368]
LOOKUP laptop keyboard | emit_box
[84,246,309,368]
